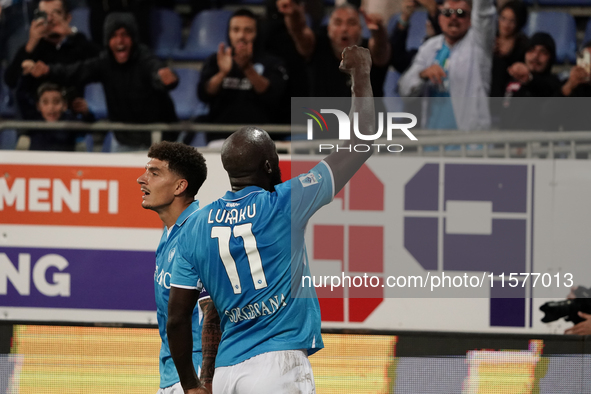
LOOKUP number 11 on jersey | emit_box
[211,223,268,294]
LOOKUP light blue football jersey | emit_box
[155,200,207,388]
[172,161,334,367]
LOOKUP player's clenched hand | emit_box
[339,46,371,75]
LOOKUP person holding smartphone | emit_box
[561,42,591,98]
[4,0,98,120]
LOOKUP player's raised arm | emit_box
[323,46,375,195]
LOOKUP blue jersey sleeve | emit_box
[276,160,335,229]
[170,230,201,290]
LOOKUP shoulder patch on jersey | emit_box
[299,172,320,187]
[168,247,176,262]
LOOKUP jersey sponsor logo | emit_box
[155,266,171,290]
[299,173,319,187]
[225,202,240,208]
[224,293,287,323]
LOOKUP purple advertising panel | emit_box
[0,246,155,311]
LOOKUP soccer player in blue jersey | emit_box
[137,141,221,394]
[167,46,375,394]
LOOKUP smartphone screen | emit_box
[576,50,591,74]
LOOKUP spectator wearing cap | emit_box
[23,12,180,151]
[491,0,528,97]
[398,0,496,131]
[499,32,561,130]
[5,0,98,120]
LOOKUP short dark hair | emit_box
[499,0,528,32]
[230,8,258,23]
[148,142,207,199]
[39,0,71,15]
[37,82,65,101]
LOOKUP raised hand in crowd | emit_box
[360,9,385,33]
[22,60,50,78]
[507,62,531,84]
[276,0,304,16]
[416,0,439,17]
[420,63,446,85]
[26,18,49,53]
[360,9,390,66]
[158,67,179,87]
[216,42,233,75]
[71,97,89,115]
[561,66,590,97]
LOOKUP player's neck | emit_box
[159,199,192,229]
[230,176,273,193]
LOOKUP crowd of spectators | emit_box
[0,0,590,151]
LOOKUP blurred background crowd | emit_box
[0,0,590,152]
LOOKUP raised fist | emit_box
[339,46,371,74]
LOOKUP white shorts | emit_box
[213,350,316,394]
[156,382,183,394]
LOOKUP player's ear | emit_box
[264,160,272,174]
[175,179,188,196]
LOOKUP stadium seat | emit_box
[150,8,183,59]
[585,18,591,45]
[523,11,577,64]
[84,83,108,120]
[170,68,209,120]
[70,7,91,39]
[172,9,232,61]
[388,11,429,52]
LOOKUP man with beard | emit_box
[278,0,390,97]
[5,0,98,120]
[137,141,220,394]
[22,12,179,151]
[197,8,287,143]
[167,46,375,394]
[398,0,496,131]
[499,32,561,130]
